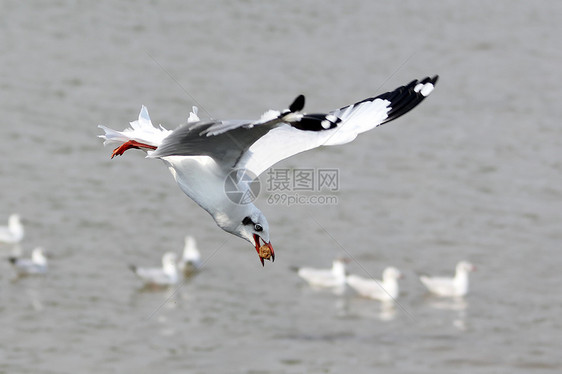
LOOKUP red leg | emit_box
[111,140,157,158]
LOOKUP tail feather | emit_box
[98,125,131,146]
[98,106,172,150]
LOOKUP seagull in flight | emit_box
[99,76,438,265]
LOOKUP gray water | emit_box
[1,1,561,373]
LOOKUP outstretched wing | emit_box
[242,76,438,176]
[150,76,438,176]
[148,95,306,169]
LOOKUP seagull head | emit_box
[228,207,274,266]
[456,261,476,274]
[213,205,274,265]
[383,267,403,281]
[162,252,178,275]
[32,247,47,265]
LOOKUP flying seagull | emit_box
[99,76,438,265]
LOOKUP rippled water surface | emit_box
[1,1,561,373]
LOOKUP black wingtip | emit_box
[375,75,439,125]
[8,257,17,264]
[411,75,439,89]
[289,94,305,113]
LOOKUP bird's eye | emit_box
[254,224,263,232]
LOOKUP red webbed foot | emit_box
[111,140,157,158]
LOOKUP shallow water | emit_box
[1,1,561,373]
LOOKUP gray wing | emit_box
[149,75,438,176]
[149,95,306,169]
[149,119,272,169]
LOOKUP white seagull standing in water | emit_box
[9,247,47,275]
[295,258,349,290]
[419,261,476,297]
[99,76,438,265]
[0,214,24,244]
[178,235,202,276]
[129,252,179,287]
[346,266,402,301]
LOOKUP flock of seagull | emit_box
[128,243,476,301]
[0,213,202,283]
[122,235,477,300]
[295,258,476,300]
[1,213,475,302]
[115,233,478,300]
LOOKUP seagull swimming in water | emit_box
[346,266,402,301]
[295,258,349,290]
[8,247,47,275]
[178,235,202,276]
[99,76,438,265]
[0,214,24,244]
[419,261,476,297]
[129,252,179,287]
